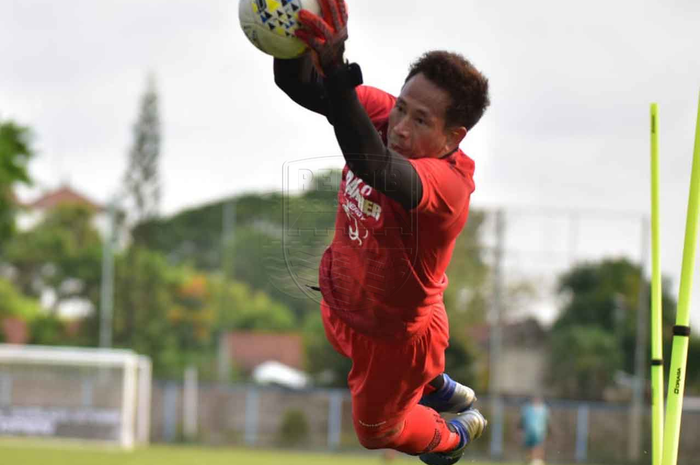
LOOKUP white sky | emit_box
[2,0,700,325]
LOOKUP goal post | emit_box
[136,355,152,446]
[0,344,152,449]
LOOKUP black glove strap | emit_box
[324,62,363,91]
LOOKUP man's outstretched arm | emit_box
[324,71,423,210]
[273,55,329,116]
[295,0,423,210]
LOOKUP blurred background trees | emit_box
[0,119,34,250]
[2,113,699,396]
[546,258,699,399]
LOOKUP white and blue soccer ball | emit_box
[239,0,321,59]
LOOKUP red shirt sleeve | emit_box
[355,85,396,124]
[409,156,475,225]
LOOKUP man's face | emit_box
[387,73,463,159]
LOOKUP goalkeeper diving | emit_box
[274,1,491,463]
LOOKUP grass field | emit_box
[0,442,520,465]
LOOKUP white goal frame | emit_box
[0,344,151,449]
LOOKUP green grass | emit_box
[0,441,515,465]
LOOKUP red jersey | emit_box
[318,85,476,339]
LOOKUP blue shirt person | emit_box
[519,396,550,465]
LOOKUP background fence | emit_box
[149,381,700,464]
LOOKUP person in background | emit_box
[519,395,551,465]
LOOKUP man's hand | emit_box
[295,0,348,77]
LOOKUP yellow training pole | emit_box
[650,103,664,465]
[662,91,700,465]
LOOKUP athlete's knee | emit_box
[354,423,403,450]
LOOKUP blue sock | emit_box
[449,417,470,449]
[433,373,457,401]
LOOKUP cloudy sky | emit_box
[2,0,700,323]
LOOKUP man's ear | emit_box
[447,126,467,150]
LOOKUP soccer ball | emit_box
[239,0,321,59]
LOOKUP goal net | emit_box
[0,344,151,448]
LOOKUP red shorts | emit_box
[320,299,450,436]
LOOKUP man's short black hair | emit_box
[405,50,490,131]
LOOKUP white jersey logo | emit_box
[342,170,382,246]
[342,202,369,245]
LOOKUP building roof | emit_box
[28,185,102,212]
[224,331,304,372]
